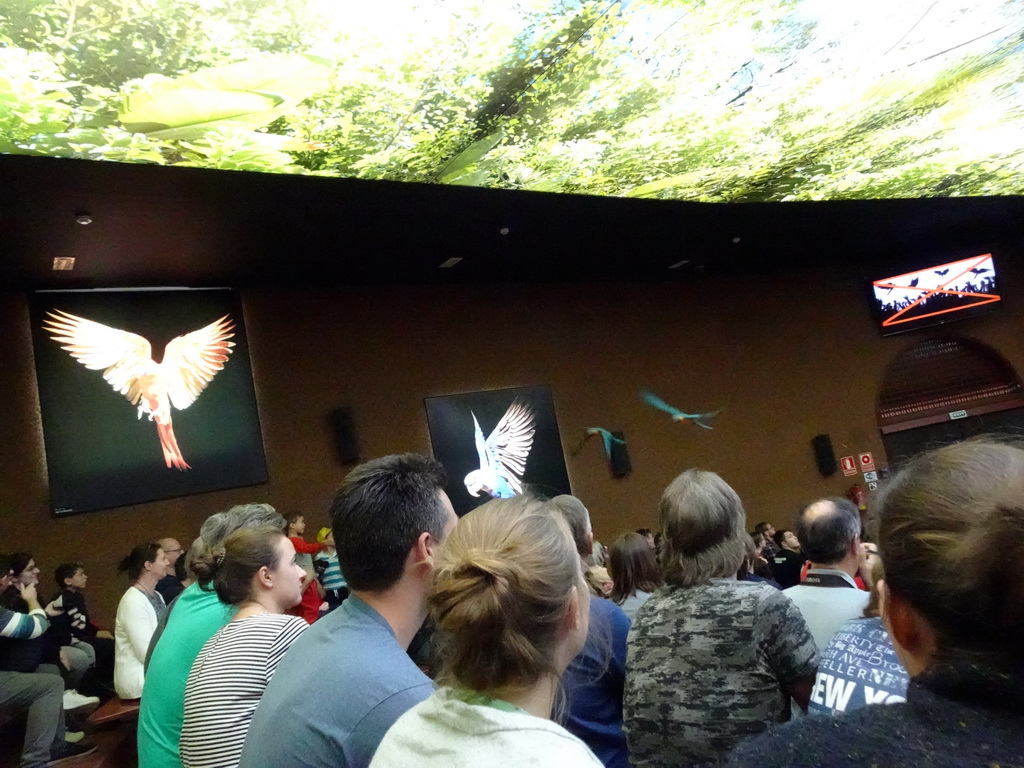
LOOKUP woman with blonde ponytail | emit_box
[371,495,602,767]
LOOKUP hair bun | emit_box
[453,550,514,592]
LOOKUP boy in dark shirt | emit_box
[51,563,114,696]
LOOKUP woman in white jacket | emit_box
[371,495,602,768]
[114,543,168,699]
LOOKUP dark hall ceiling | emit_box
[1,155,1022,290]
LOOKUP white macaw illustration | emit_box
[42,309,235,471]
[463,399,536,499]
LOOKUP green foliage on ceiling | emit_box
[2,0,1023,198]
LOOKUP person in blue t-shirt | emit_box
[808,561,908,716]
[239,454,458,768]
[551,495,630,768]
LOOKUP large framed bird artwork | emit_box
[29,289,268,515]
[424,385,572,517]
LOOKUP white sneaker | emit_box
[62,689,100,711]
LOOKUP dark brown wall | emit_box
[3,262,1023,624]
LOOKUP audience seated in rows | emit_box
[180,527,308,768]
[553,495,631,768]
[371,495,602,767]
[137,503,285,768]
[807,559,908,716]
[113,543,168,700]
[0,554,97,766]
[607,532,663,620]
[783,498,870,653]
[239,454,455,768]
[624,469,818,767]
[729,438,1024,766]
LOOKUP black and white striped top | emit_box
[180,612,308,768]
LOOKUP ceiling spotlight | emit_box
[498,227,510,235]
[75,213,93,226]
[667,259,690,270]
[731,236,741,243]
[438,257,462,269]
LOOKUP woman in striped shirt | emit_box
[180,526,308,768]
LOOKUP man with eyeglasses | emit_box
[155,538,185,604]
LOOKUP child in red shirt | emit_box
[285,513,323,624]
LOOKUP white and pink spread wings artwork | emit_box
[41,310,235,471]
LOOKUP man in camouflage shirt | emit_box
[624,470,818,767]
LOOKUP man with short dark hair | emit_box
[784,498,869,652]
[240,454,457,768]
[770,529,807,589]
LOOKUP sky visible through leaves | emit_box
[2,0,1023,201]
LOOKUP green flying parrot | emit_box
[640,389,723,430]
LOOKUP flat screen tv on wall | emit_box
[30,288,268,514]
[870,254,1001,337]
[2,1,1023,203]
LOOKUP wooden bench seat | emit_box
[87,697,140,728]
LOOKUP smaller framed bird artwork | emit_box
[30,288,268,515]
[424,385,572,517]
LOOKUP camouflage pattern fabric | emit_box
[624,579,818,767]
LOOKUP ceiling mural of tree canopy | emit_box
[2,0,1022,202]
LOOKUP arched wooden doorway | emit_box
[878,337,1024,467]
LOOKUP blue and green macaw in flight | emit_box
[464,399,536,499]
[586,427,626,459]
[640,389,724,430]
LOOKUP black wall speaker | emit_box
[609,430,632,478]
[811,433,837,477]
[329,407,360,465]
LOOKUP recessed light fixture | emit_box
[438,257,462,268]
[731,236,741,243]
[52,257,76,271]
[75,214,93,226]
[498,227,510,235]
[667,259,690,269]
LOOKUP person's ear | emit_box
[564,585,583,631]
[256,565,274,590]
[879,579,936,676]
[584,530,594,558]
[414,531,437,567]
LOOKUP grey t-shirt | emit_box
[239,594,433,768]
[624,579,818,767]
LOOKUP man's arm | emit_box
[0,584,49,639]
